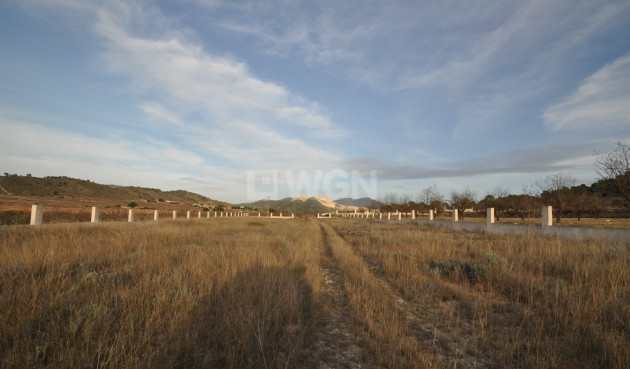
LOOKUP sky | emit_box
[1,0,629,203]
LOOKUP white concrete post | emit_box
[173,210,177,219]
[379,213,382,219]
[280,212,282,217]
[388,212,391,220]
[30,205,43,225]
[452,209,458,222]
[542,206,552,227]
[258,213,261,217]
[428,209,434,221]
[187,211,191,219]
[292,213,294,219]
[154,210,159,221]
[198,211,201,218]
[91,207,100,223]
[128,209,135,222]
[270,212,273,218]
[487,208,494,224]
[412,210,416,220]
[207,211,210,218]
[214,212,217,217]
[398,212,402,220]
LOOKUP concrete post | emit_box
[412,210,415,220]
[452,209,458,222]
[292,213,294,219]
[187,211,191,219]
[428,209,434,221]
[207,211,210,218]
[128,209,135,222]
[542,206,552,227]
[379,213,382,219]
[198,211,202,218]
[280,212,282,217]
[173,210,177,219]
[388,212,391,220]
[91,207,100,223]
[258,213,261,217]
[487,208,494,224]
[214,212,217,217]
[30,205,43,225]
[398,213,402,220]
[154,210,159,221]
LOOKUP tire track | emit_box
[327,223,492,369]
[309,224,375,369]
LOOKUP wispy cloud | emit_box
[344,142,596,182]
[543,52,630,132]
[0,115,248,198]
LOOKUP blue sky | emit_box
[1,0,629,203]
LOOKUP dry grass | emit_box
[2,218,628,368]
[332,219,630,368]
[0,218,321,369]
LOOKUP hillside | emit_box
[0,174,221,205]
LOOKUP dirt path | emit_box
[326,224,492,369]
[0,185,10,195]
[309,225,377,369]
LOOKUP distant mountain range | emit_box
[241,196,380,213]
[0,174,223,205]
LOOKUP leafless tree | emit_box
[380,193,399,213]
[536,172,577,223]
[514,185,541,224]
[449,186,478,220]
[595,141,630,209]
[418,185,444,213]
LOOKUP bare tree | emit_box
[490,186,511,221]
[418,185,444,213]
[536,172,577,223]
[514,185,541,224]
[595,142,630,209]
[449,186,478,220]
[380,193,398,213]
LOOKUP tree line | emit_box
[378,142,630,223]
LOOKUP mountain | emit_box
[0,174,223,205]
[243,197,333,213]
[335,197,382,208]
[241,196,367,213]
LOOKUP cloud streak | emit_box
[544,52,630,132]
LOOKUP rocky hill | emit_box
[242,196,366,213]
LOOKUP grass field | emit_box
[1,218,629,368]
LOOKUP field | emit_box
[1,218,629,368]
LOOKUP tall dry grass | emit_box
[331,219,630,368]
[319,222,437,368]
[0,218,322,369]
